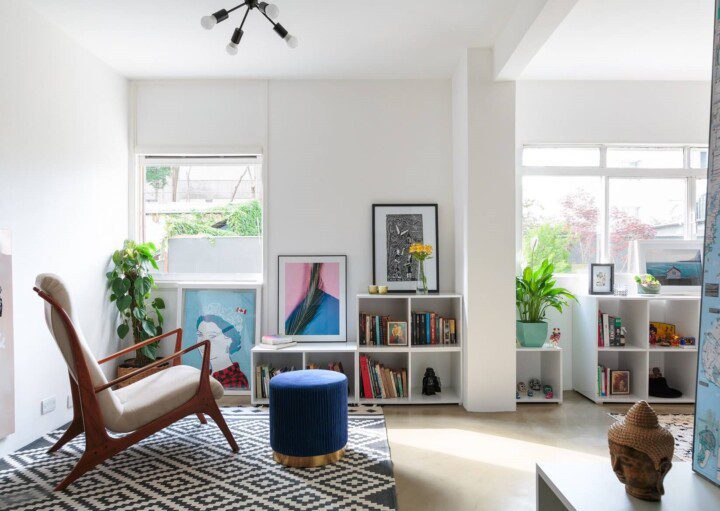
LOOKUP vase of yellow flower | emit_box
[409,243,433,294]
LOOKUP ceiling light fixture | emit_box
[201,0,298,55]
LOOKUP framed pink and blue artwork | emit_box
[278,255,347,342]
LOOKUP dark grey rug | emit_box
[0,406,397,510]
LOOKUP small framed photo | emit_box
[589,263,614,295]
[610,370,630,395]
[387,321,408,346]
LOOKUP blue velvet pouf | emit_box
[269,369,348,467]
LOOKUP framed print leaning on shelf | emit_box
[180,284,261,395]
[278,255,347,342]
[589,263,614,295]
[633,239,702,294]
[373,204,439,293]
[387,321,408,346]
[610,370,630,395]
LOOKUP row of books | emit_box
[254,365,296,399]
[359,314,392,345]
[359,355,407,399]
[411,312,456,345]
[306,362,345,373]
[597,312,625,347]
[597,365,612,397]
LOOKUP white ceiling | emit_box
[521,0,714,81]
[24,0,519,79]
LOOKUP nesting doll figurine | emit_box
[608,401,674,501]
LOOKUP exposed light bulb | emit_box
[226,42,239,55]
[201,15,217,30]
[284,34,298,49]
[265,3,280,20]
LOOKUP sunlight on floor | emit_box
[387,427,607,473]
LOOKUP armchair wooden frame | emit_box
[34,286,239,491]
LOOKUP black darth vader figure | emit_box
[422,367,441,396]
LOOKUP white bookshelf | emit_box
[250,293,464,405]
[516,347,563,404]
[572,294,699,404]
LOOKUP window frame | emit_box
[517,144,707,275]
[133,154,266,283]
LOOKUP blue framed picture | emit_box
[181,285,261,394]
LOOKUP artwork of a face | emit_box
[196,316,237,373]
[610,443,671,501]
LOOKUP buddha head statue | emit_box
[608,401,674,501]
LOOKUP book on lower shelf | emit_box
[255,364,297,399]
[597,365,630,397]
[597,312,624,347]
[359,355,407,399]
[411,312,457,345]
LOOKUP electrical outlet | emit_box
[41,396,56,415]
[67,395,73,409]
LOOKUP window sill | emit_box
[152,273,263,286]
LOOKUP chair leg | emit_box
[48,419,84,454]
[196,413,207,424]
[54,450,105,491]
[206,404,239,453]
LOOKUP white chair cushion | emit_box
[111,365,224,433]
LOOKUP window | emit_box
[139,156,263,278]
[519,145,707,273]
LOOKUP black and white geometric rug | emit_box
[0,406,397,510]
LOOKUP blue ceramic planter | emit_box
[516,321,548,348]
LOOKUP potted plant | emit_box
[635,274,661,294]
[516,249,576,347]
[107,240,166,386]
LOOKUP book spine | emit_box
[614,317,622,347]
[602,314,610,347]
[402,368,407,398]
[598,311,603,347]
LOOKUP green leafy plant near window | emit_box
[165,200,262,238]
[107,240,165,367]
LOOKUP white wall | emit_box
[516,80,711,389]
[0,0,129,455]
[131,78,454,338]
[517,80,711,144]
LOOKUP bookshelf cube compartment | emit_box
[358,351,410,402]
[251,351,304,402]
[597,350,648,401]
[649,299,700,341]
[305,351,357,401]
[597,298,649,348]
[358,296,407,320]
[409,351,461,404]
[409,296,462,346]
[648,350,697,403]
[516,349,562,403]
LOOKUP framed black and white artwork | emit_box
[372,204,439,293]
[589,263,614,295]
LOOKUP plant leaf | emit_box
[117,323,129,339]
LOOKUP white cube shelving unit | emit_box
[572,294,699,404]
[516,347,563,403]
[250,293,463,405]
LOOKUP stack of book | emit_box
[359,355,407,399]
[255,364,296,399]
[359,314,391,345]
[258,335,297,350]
[597,312,624,347]
[411,312,456,345]
[306,361,345,373]
[597,365,611,397]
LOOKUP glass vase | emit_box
[416,259,428,294]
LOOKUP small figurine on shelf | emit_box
[516,391,520,400]
[517,381,527,394]
[680,336,695,346]
[529,377,542,392]
[543,385,553,399]
[670,335,681,347]
[549,328,561,348]
[527,389,534,398]
[422,367,441,396]
[619,326,627,347]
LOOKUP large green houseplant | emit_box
[516,249,576,347]
[107,240,165,368]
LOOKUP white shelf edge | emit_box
[516,347,562,352]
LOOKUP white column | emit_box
[453,49,517,412]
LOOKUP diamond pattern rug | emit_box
[0,406,397,510]
[609,412,694,461]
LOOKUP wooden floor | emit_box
[221,391,694,510]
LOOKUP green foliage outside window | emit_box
[165,200,262,238]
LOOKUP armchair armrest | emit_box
[98,328,183,365]
[95,339,209,393]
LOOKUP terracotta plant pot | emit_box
[116,359,170,388]
[516,321,548,348]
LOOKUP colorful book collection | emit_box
[411,312,456,345]
[358,314,391,345]
[597,312,624,347]
[597,365,612,397]
[254,365,296,399]
[359,355,407,399]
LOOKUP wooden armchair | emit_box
[34,274,238,491]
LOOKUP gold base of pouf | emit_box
[273,447,346,468]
